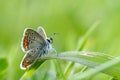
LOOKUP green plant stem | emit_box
[20,60,45,80]
[54,60,66,80]
[64,21,100,78]
[64,62,74,77]
[109,77,118,80]
[69,56,120,80]
[76,21,100,51]
[80,66,88,73]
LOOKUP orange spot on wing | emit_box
[23,30,30,50]
[23,60,31,67]
[22,54,31,67]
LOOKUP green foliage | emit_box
[0,0,120,80]
[20,60,45,80]
[50,51,120,79]
[0,58,8,72]
[0,58,8,79]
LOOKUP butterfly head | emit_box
[47,37,53,44]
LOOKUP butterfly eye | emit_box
[47,39,50,43]
[47,37,53,44]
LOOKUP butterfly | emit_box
[20,26,54,70]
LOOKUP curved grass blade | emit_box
[0,58,8,72]
[0,58,8,79]
[44,51,120,79]
[64,21,100,78]
[20,59,46,80]
[70,55,120,80]
[76,21,100,51]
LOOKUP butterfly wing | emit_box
[20,48,41,70]
[21,28,46,52]
[20,28,47,70]
[20,27,49,70]
[37,26,47,40]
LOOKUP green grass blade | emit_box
[70,55,120,80]
[0,58,8,79]
[76,21,100,51]
[64,21,100,78]
[20,59,46,80]
[0,58,8,72]
[45,51,120,79]
[53,60,66,80]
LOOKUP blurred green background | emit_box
[0,0,120,80]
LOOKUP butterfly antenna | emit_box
[49,32,59,38]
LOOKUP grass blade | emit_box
[20,59,46,80]
[76,21,100,51]
[64,21,100,78]
[45,51,120,79]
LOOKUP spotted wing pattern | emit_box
[21,28,46,52]
[20,48,41,69]
[20,28,47,69]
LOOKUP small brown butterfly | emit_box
[20,26,53,70]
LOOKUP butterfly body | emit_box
[20,27,53,70]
